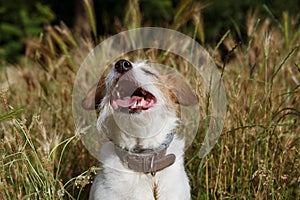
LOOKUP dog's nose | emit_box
[115,59,132,74]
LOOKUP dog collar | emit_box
[114,132,176,174]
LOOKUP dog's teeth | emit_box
[140,98,146,106]
[136,99,145,107]
[116,91,120,98]
[131,101,137,108]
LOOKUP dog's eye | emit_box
[141,68,159,79]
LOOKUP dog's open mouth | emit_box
[111,80,157,114]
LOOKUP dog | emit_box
[82,59,198,200]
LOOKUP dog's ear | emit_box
[82,77,106,110]
[165,74,198,106]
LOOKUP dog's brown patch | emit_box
[163,74,198,106]
[82,76,106,110]
[153,182,159,200]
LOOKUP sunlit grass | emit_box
[1,1,299,199]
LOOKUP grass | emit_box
[1,1,300,199]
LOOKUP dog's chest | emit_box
[111,172,162,199]
[99,165,179,200]
[90,139,190,200]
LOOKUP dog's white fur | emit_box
[82,60,197,200]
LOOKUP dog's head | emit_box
[82,59,197,146]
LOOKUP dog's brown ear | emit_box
[82,77,106,110]
[165,74,198,106]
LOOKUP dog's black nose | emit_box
[115,59,132,74]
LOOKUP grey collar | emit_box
[114,132,176,174]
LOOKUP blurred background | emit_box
[1,0,300,62]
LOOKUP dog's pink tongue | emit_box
[113,96,142,109]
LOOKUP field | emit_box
[1,1,300,200]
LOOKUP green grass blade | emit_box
[0,108,25,122]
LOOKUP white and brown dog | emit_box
[82,59,197,200]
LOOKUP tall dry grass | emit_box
[187,11,300,199]
[1,1,299,199]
